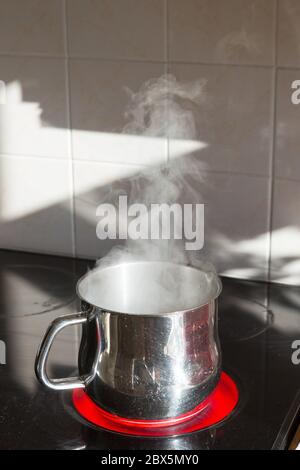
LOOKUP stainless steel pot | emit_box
[35,261,222,419]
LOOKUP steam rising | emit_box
[80,261,220,315]
[90,74,218,313]
[123,74,207,139]
[216,28,261,60]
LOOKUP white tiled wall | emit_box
[0,56,68,158]
[168,0,276,66]
[0,0,65,56]
[0,155,74,256]
[0,0,298,285]
[168,63,273,175]
[277,0,300,67]
[67,0,166,61]
[69,59,167,165]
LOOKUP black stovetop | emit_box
[0,249,299,450]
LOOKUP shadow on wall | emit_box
[0,78,299,283]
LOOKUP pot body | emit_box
[79,300,221,419]
[35,261,222,419]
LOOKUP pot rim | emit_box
[76,260,222,317]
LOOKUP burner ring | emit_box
[73,372,239,437]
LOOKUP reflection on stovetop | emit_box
[0,249,299,450]
[0,264,76,318]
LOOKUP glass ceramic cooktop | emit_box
[0,249,299,450]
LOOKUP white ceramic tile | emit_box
[179,171,271,281]
[275,69,300,180]
[73,160,145,259]
[70,60,168,166]
[0,57,69,158]
[0,155,74,256]
[67,0,165,61]
[169,63,273,176]
[0,0,65,56]
[278,0,300,67]
[168,0,276,65]
[270,178,300,285]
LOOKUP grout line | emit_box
[267,0,279,285]
[164,0,170,164]
[3,49,300,71]
[0,52,67,59]
[0,152,274,178]
[277,65,300,71]
[166,60,274,70]
[62,0,77,260]
[270,175,300,183]
[0,152,157,169]
[0,243,77,260]
[70,164,271,179]
[0,50,283,70]
[70,158,150,169]
[0,153,69,161]
[0,49,299,71]
[164,0,168,65]
[190,168,271,179]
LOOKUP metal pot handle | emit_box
[35,312,88,391]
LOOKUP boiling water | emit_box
[78,261,221,315]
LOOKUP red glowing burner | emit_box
[73,372,238,437]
